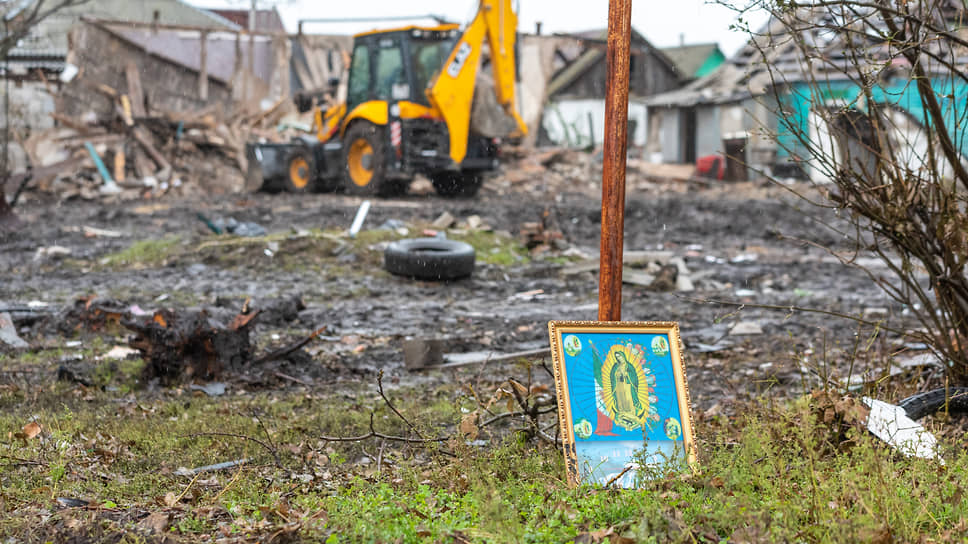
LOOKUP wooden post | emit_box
[597,0,632,322]
[199,30,209,101]
[124,62,146,117]
[113,146,126,182]
[248,32,256,104]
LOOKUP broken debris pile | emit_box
[16,87,299,201]
[495,145,705,196]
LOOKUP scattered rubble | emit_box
[14,100,297,201]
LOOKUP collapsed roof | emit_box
[647,1,968,108]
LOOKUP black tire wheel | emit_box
[430,171,483,198]
[899,387,968,419]
[342,122,406,197]
[384,238,476,281]
[284,149,314,193]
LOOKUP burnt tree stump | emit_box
[123,307,258,382]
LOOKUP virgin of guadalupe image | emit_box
[610,351,645,428]
[599,344,659,432]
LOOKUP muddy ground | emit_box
[0,160,928,412]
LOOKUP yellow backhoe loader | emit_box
[247,0,527,197]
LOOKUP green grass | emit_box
[2,372,967,542]
[87,225,534,280]
[99,236,184,268]
[450,230,530,266]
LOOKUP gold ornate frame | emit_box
[548,320,697,487]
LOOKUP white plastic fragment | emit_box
[863,397,943,463]
[349,200,371,238]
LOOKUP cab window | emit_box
[374,40,405,101]
[412,39,450,103]
[347,44,371,109]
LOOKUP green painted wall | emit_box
[776,77,968,160]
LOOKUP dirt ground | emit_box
[0,157,925,412]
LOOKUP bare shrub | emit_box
[730,0,968,380]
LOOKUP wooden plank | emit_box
[113,147,126,182]
[49,112,98,133]
[124,62,146,117]
[119,95,134,126]
[247,97,287,128]
[199,30,209,101]
[131,127,172,181]
[131,147,153,179]
[55,133,124,146]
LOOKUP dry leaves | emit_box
[22,421,41,439]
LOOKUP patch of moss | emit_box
[450,230,529,266]
[99,236,184,269]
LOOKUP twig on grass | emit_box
[377,369,425,439]
[252,410,278,460]
[320,413,449,444]
[604,465,633,488]
[252,325,328,365]
[274,371,312,386]
[184,432,282,468]
[174,471,201,503]
[211,463,247,503]
[506,377,559,446]
[0,454,47,467]
[479,406,557,427]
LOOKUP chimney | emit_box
[679,33,685,46]
[535,21,542,36]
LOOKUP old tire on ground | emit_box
[899,387,968,419]
[342,122,407,197]
[430,171,483,197]
[384,238,475,281]
[284,149,314,193]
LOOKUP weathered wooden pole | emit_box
[598,0,632,321]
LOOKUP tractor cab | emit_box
[345,25,460,114]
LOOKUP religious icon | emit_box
[548,321,696,487]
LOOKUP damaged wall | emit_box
[58,22,233,121]
[536,29,682,150]
[290,34,352,99]
[516,34,579,147]
[541,99,649,149]
[57,20,292,121]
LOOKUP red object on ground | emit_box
[695,155,725,180]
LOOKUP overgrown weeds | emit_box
[2,372,967,542]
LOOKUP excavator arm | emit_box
[427,0,528,164]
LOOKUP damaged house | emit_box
[645,2,968,182]
[538,28,683,150]
[58,17,291,121]
[0,0,294,176]
[1,0,239,131]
